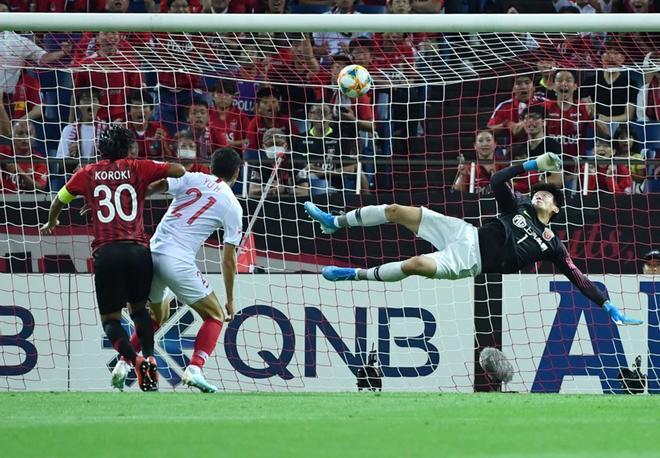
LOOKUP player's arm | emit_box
[147,179,169,196]
[167,162,186,178]
[552,245,643,326]
[490,152,562,212]
[221,242,237,322]
[40,185,77,235]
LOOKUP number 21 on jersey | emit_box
[171,188,217,225]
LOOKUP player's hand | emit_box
[536,152,562,172]
[603,301,643,326]
[224,301,234,323]
[39,220,59,235]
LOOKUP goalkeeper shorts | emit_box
[417,207,482,280]
[148,252,213,306]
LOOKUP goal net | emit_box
[0,13,658,393]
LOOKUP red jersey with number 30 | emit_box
[64,158,170,251]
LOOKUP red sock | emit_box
[190,318,223,368]
[122,319,160,364]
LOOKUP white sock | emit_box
[339,205,388,227]
[362,261,407,282]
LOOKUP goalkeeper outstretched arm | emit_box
[489,152,562,214]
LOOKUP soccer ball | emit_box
[337,64,372,98]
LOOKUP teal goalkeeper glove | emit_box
[603,301,643,326]
[523,152,562,172]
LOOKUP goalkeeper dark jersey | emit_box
[477,163,607,306]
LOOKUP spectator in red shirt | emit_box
[411,0,444,13]
[452,130,505,194]
[0,119,48,192]
[267,33,321,120]
[210,79,250,151]
[182,98,227,160]
[159,0,201,11]
[199,0,259,13]
[511,105,563,192]
[72,0,151,62]
[74,31,143,123]
[582,136,633,193]
[151,0,209,134]
[545,70,592,158]
[488,74,546,149]
[173,129,211,173]
[126,90,173,159]
[0,71,41,138]
[333,48,375,137]
[246,87,298,152]
[263,0,287,13]
[5,0,99,11]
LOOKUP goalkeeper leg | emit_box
[322,256,437,282]
[305,202,422,235]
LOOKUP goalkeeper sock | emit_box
[103,319,138,366]
[362,261,407,281]
[131,307,155,358]
[191,318,223,368]
[127,319,160,360]
[337,205,388,228]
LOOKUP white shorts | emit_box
[148,252,213,306]
[417,207,482,280]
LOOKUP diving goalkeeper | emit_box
[305,153,642,326]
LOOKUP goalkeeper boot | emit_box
[304,202,339,235]
[322,266,358,282]
[182,365,218,393]
[111,359,130,391]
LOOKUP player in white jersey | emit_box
[113,148,243,393]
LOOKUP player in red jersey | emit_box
[39,125,186,391]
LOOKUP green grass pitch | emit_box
[2,392,658,457]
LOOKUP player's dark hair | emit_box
[513,73,535,84]
[76,89,101,104]
[98,125,136,161]
[128,89,153,106]
[521,104,546,119]
[552,68,577,82]
[211,147,242,181]
[531,182,564,220]
[213,79,238,95]
[256,87,279,102]
[189,97,209,109]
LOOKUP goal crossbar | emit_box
[1,13,660,33]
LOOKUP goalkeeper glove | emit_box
[523,152,562,172]
[603,300,643,326]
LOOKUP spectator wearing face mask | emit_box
[174,129,210,173]
[248,127,292,198]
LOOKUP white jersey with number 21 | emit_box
[150,172,243,261]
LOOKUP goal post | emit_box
[0,12,657,393]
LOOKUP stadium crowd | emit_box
[0,0,659,197]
